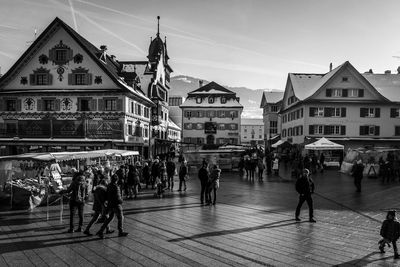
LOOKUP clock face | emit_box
[61,98,72,111]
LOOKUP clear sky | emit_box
[1,0,400,90]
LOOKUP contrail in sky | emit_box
[67,0,78,32]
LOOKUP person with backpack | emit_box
[378,210,400,258]
[96,174,128,239]
[198,162,209,204]
[61,173,88,233]
[295,168,316,223]
[83,179,113,236]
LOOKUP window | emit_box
[395,126,400,136]
[69,67,92,85]
[30,68,52,86]
[369,126,375,135]
[264,107,269,113]
[317,107,324,117]
[56,49,67,62]
[333,108,341,117]
[342,77,349,82]
[80,99,90,111]
[6,100,16,111]
[144,127,149,138]
[144,107,150,118]
[185,111,192,118]
[334,125,340,135]
[368,108,375,117]
[37,74,48,85]
[244,128,247,132]
[230,124,237,130]
[259,135,262,139]
[348,89,359,97]
[391,108,400,118]
[221,97,226,104]
[251,134,255,139]
[270,121,277,128]
[196,97,202,104]
[219,124,226,130]
[333,89,341,97]
[128,123,133,135]
[44,99,55,111]
[208,97,214,104]
[271,105,278,112]
[105,99,117,111]
[360,125,379,136]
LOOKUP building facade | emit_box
[280,61,400,148]
[241,118,264,146]
[168,95,184,128]
[180,81,243,147]
[260,91,284,148]
[0,17,173,158]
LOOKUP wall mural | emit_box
[20,77,28,85]
[61,98,73,111]
[73,53,83,64]
[24,98,35,110]
[94,76,102,84]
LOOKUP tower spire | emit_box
[157,16,160,36]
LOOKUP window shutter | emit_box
[47,74,53,85]
[116,99,123,111]
[98,99,104,111]
[342,89,348,97]
[358,89,364,97]
[90,99,97,111]
[391,108,397,118]
[68,74,73,85]
[0,99,4,111]
[15,99,22,111]
[341,126,346,135]
[375,126,380,136]
[375,108,380,118]
[309,107,315,117]
[341,108,346,117]
[396,126,400,136]
[29,74,36,85]
[37,99,43,111]
[67,49,73,61]
[86,73,93,85]
[360,108,366,117]
[324,107,331,117]
[360,126,365,135]
[77,98,82,111]
[55,99,61,111]
[309,125,314,135]
[326,89,332,97]
[323,126,329,135]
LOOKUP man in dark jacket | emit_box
[83,179,113,236]
[97,174,128,238]
[295,169,316,223]
[61,173,88,233]
[198,163,209,204]
[352,159,364,192]
[166,158,176,191]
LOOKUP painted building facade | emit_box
[280,61,400,148]
[241,118,264,145]
[0,17,173,158]
[180,81,243,147]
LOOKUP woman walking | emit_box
[178,161,188,191]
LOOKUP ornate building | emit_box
[280,61,400,148]
[0,17,174,158]
[180,81,243,148]
[241,119,264,146]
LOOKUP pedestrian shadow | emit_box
[0,225,66,236]
[168,219,303,242]
[123,203,202,215]
[334,252,395,266]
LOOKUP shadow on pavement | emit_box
[168,219,303,242]
[123,202,202,215]
[333,251,395,266]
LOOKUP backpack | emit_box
[75,182,86,203]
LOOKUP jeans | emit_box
[178,178,186,190]
[295,194,314,219]
[200,180,208,203]
[69,201,84,230]
[85,210,109,232]
[206,186,218,204]
[99,204,124,234]
[167,174,174,189]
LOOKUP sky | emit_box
[1,0,400,90]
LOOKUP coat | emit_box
[107,182,123,208]
[295,176,315,195]
[198,167,209,183]
[92,184,107,212]
[380,219,400,241]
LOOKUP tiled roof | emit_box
[188,81,235,95]
[362,73,400,102]
[262,91,284,103]
[180,97,243,108]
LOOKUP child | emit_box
[379,210,400,259]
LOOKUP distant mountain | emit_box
[170,75,282,118]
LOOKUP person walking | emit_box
[198,162,209,204]
[178,160,188,191]
[207,165,221,205]
[115,165,126,198]
[378,210,400,259]
[295,169,316,223]
[83,179,113,236]
[142,162,151,189]
[273,157,279,175]
[127,165,140,199]
[352,159,364,192]
[96,174,128,239]
[257,158,265,181]
[319,153,325,173]
[166,157,176,191]
[151,158,160,189]
[61,173,88,233]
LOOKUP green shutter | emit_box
[360,108,366,117]
[358,89,364,97]
[391,108,397,118]
[341,108,346,117]
[116,99,123,111]
[37,99,43,111]
[67,49,73,61]
[16,99,22,111]
[360,126,365,135]
[309,125,314,135]
[29,74,36,85]
[49,49,55,61]
[0,99,4,111]
[68,74,73,85]
[98,99,104,111]
[342,89,348,97]
[90,99,97,111]
[55,99,61,111]
[341,126,346,135]
[375,108,380,118]
[375,126,380,136]
[86,73,93,85]
[326,89,332,97]
[47,74,53,85]
[309,107,315,117]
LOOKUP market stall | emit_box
[304,137,344,167]
[0,149,140,211]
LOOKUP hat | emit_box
[303,169,310,176]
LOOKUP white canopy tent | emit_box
[304,137,344,151]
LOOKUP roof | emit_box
[188,81,235,95]
[0,17,154,105]
[362,73,400,102]
[241,118,263,125]
[304,137,344,150]
[260,91,284,107]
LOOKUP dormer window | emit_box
[342,77,349,82]
[49,40,73,65]
[208,97,214,104]
[221,97,226,104]
[56,49,67,62]
[196,97,202,104]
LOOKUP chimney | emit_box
[329,63,332,72]
[110,55,116,61]
[385,70,391,74]
[99,45,107,63]
[199,80,203,88]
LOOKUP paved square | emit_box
[1,167,399,266]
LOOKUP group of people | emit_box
[378,152,400,184]
[198,161,221,205]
